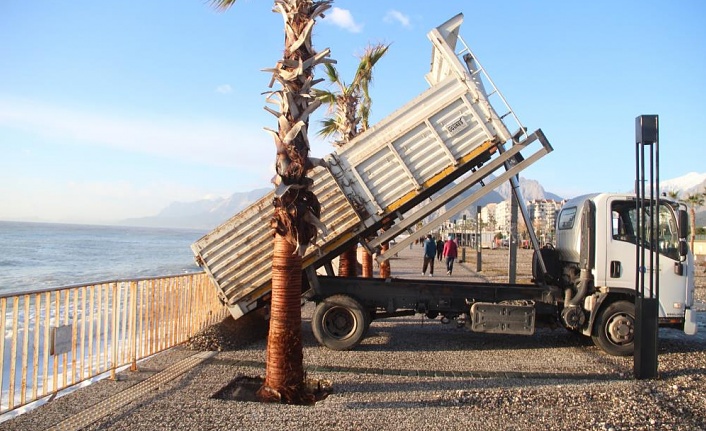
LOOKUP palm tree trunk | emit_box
[260,0,333,404]
[691,207,696,253]
[257,234,309,403]
[379,242,391,278]
[213,0,334,406]
[338,245,358,277]
[360,246,373,278]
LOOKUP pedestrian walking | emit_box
[436,238,444,261]
[443,234,458,275]
[421,234,436,276]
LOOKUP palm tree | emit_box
[211,0,334,404]
[316,44,389,145]
[685,192,705,252]
[315,44,389,277]
[668,189,704,253]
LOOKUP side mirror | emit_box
[679,239,688,261]
[678,210,689,261]
[679,209,689,240]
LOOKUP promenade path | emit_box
[371,242,491,281]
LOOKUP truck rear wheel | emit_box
[312,295,368,351]
[592,300,635,356]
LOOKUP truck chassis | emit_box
[305,272,561,351]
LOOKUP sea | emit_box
[0,221,208,294]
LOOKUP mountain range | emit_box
[658,172,706,227]
[119,172,706,230]
[120,188,270,230]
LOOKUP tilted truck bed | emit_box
[191,14,546,320]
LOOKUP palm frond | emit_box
[322,62,339,84]
[316,43,389,144]
[358,103,371,131]
[312,88,338,108]
[318,117,341,138]
[686,193,705,207]
[210,0,237,11]
[351,43,390,94]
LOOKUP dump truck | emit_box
[192,14,697,356]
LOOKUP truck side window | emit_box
[611,200,680,260]
[557,207,576,230]
[611,208,636,243]
[657,204,680,260]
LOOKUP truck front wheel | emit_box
[592,300,635,356]
[312,295,368,351]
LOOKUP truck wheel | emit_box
[312,295,368,351]
[592,300,635,356]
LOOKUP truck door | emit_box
[604,198,637,290]
[605,198,686,317]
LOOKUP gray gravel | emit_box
[3,304,703,431]
[2,247,705,431]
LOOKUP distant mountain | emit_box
[122,172,706,230]
[124,177,566,230]
[432,185,504,221]
[424,176,563,222]
[120,188,270,230]
[659,172,706,196]
[495,176,564,202]
[658,172,706,228]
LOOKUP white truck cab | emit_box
[550,193,698,355]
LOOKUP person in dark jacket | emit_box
[422,234,436,276]
[436,238,444,261]
[443,235,458,275]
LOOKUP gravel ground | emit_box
[2,247,705,431]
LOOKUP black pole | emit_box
[509,192,518,284]
[634,114,659,380]
[476,205,482,272]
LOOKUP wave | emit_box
[0,222,205,292]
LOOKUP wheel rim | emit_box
[322,306,358,340]
[605,312,634,346]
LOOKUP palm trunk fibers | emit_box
[257,234,308,404]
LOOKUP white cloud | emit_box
[324,7,363,33]
[0,97,271,171]
[0,97,325,223]
[0,176,217,223]
[216,84,232,94]
[384,10,411,28]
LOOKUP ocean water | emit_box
[0,221,207,293]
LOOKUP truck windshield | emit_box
[611,200,680,260]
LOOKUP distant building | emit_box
[526,199,565,241]
[480,198,566,242]
[480,203,497,230]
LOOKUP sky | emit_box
[1,0,705,225]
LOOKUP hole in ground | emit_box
[212,375,333,404]
[212,375,263,402]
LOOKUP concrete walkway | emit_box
[375,242,489,282]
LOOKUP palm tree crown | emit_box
[315,43,389,145]
[667,189,705,252]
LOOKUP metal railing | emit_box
[0,272,228,415]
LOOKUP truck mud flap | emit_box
[469,302,535,335]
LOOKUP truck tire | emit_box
[312,295,368,351]
[592,300,635,356]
